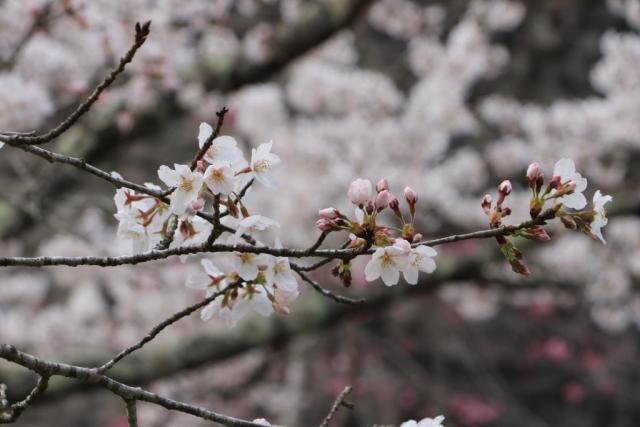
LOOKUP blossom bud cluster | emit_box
[319,178,436,287]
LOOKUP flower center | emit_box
[381,252,395,268]
[211,169,225,183]
[253,159,270,173]
[179,177,193,192]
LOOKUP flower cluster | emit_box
[482,158,613,275]
[113,123,280,254]
[186,250,299,327]
[317,178,437,287]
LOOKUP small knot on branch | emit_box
[216,106,229,118]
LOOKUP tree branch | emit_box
[0,210,556,268]
[319,386,353,427]
[0,21,151,146]
[0,345,277,427]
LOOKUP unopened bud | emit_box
[560,216,577,230]
[497,180,512,206]
[526,162,544,193]
[502,207,512,217]
[389,197,401,217]
[375,190,394,211]
[509,258,531,275]
[404,186,417,205]
[548,175,562,191]
[481,194,493,215]
[523,226,551,241]
[318,207,340,219]
[412,233,423,243]
[376,178,389,193]
[195,160,206,173]
[315,218,336,232]
[226,198,239,218]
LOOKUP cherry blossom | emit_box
[157,164,204,215]
[250,140,281,187]
[364,240,411,286]
[264,255,298,292]
[200,298,236,327]
[186,259,226,296]
[231,252,264,281]
[403,245,438,285]
[233,214,280,245]
[233,285,274,318]
[400,415,446,427]
[591,190,613,244]
[203,161,236,195]
[198,123,243,165]
[552,158,588,210]
[114,211,150,254]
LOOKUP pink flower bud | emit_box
[375,190,394,211]
[315,218,335,231]
[347,178,372,206]
[524,226,551,241]
[318,207,340,219]
[376,178,389,193]
[191,198,205,212]
[502,207,512,216]
[404,186,417,205]
[549,175,562,190]
[564,180,576,192]
[195,160,206,173]
[481,194,493,215]
[526,162,542,181]
[497,180,512,206]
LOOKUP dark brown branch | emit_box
[0,21,151,146]
[0,210,556,268]
[319,386,353,427]
[0,345,275,427]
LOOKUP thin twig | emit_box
[0,21,151,146]
[292,266,366,305]
[0,375,49,423]
[189,107,229,170]
[97,285,237,374]
[319,386,353,427]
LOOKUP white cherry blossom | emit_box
[198,123,244,165]
[403,245,438,285]
[158,164,204,215]
[591,190,613,244]
[234,215,280,245]
[552,158,588,209]
[264,255,298,292]
[233,285,274,319]
[201,299,236,327]
[114,212,149,254]
[231,252,264,281]
[364,240,411,286]
[186,259,226,296]
[203,161,236,195]
[250,141,281,188]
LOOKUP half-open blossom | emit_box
[318,207,341,219]
[591,190,613,244]
[234,215,280,245]
[250,141,280,188]
[375,190,394,211]
[158,164,204,215]
[552,158,588,209]
[364,240,410,286]
[400,415,445,427]
[403,245,438,285]
[203,161,236,195]
[198,123,243,165]
[376,178,389,192]
[404,186,417,205]
[348,178,373,206]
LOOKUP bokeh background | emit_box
[1,0,639,426]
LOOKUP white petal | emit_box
[553,158,575,180]
[158,165,178,187]
[403,267,419,285]
[364,258,382,282]
[381,267,400,286]
[563,192,587,210]
[198,122,213,147]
